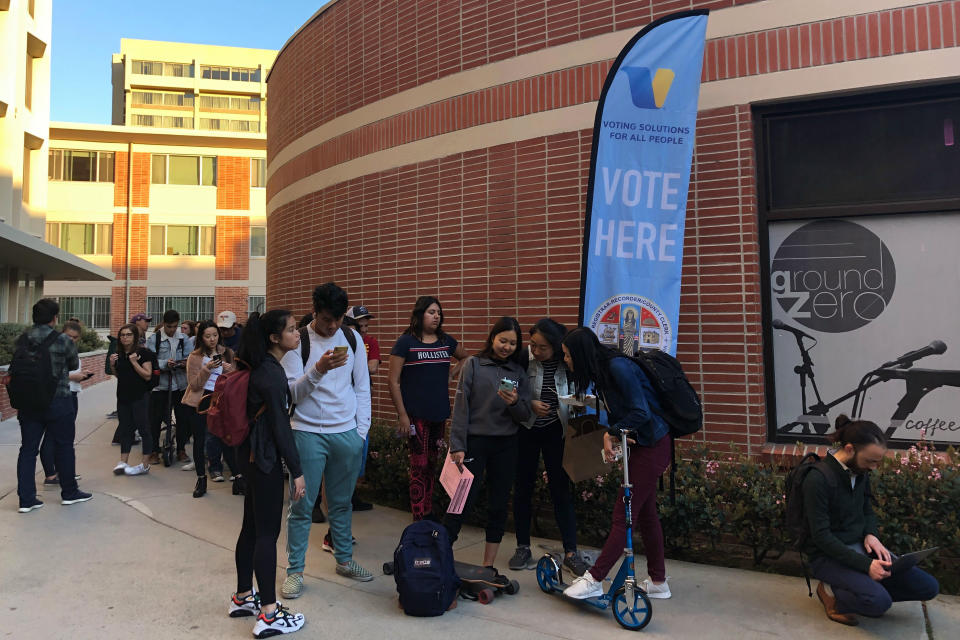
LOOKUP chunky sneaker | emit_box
[508,546,533,570]
[252,603,304,638]
[176,450,191,463]
[43,476,59,487]
[211,472,225,482]
[124,463,150,476]
[280,573,303,599]
[336,560,373,582]
[641,576,672,599]
[113,461,128,476]
[563,572,603,600]
[321,531,357,552]
[181,461,195,471]
[61,490,93,506]
[228,591,261,618]
[563,552,589,577]
[18,498,43,513]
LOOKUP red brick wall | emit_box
[215,286,250,324]
[113,151,151,208]
[110,285,147,334]
[111,213,149,280]
[215,216,250,281]
[0,353,111,421]
[217,156,251,210]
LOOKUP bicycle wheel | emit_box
[612,586,652,631]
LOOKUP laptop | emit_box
[889,547,938,575]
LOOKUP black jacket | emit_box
[246,355,302,478]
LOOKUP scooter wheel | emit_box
[612,586,652,631]
[477,588,495,604]
[536,555,560,593]
[504,580,520,595]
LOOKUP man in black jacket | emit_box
[803,416,938,625]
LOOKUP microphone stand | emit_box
[791,331,827,433]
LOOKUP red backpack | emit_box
[202,366,263,446]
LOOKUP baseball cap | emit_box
[217,310,237,328]
[130,313,152,323]
[346,305,374,320]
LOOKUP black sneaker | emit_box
[563,552,589,577]
[106,411,118,419]
[312,506,326,523]
[61,490,93,505]
[18,498,43,514]
[43,476,59,487]
[351,496,373,511]
[508,546,533,570]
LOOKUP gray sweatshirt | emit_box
[449,356,531,452]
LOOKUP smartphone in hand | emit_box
[333,345,349,356]
[498,378,516,393]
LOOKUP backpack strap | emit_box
[340,326,358,353]
[155,331,161,353]
[299,327,310,366]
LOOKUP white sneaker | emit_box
[181,461,195,471]
[228,591,260,618]
[642,577,672,599]
[253,603,304,638]
[563,572,603,599]
[124,463,150,476]
[113,461,128,476]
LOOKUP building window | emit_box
[25,51,34,111]
[132,60,194,77]
[46,222,113,255]
[133,114,194,129]
[48,150,115,182]
[198,94,259,111]
[149,225,215,256]
[251,158,266,188]
[147,296,215,323]
[56,296,111,329]
[131,90,194,107]
[248,295,265,315]
[151,154,216,186]
[250,226,266,257]
[201,65,260,82]
[199,118,260,133]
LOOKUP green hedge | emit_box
[359,423,960,593]
[0,323,106,366]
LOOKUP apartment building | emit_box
[43,41,274,333]
[0,0,112,325]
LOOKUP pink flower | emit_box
[370,451,379,459]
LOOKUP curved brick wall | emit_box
[268,0,960,451]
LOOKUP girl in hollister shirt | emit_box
[387,296,468,521]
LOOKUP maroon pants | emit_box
[408,417,445,521]
[589,434,671,583]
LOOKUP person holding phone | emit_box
[230,310,306,637]
[387,296,469,521]
[444,317,530,573]
[183,320,235,497]
[109,324,158,477]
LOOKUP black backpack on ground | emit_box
[6,330,61,413]
[625,349,704,504]
[392,520,459,616]
[784,452,836,596]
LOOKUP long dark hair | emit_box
[477,317,524,364]
[404,295,446,340]
[829,415,886,449]
[237,310,292,370]
[192,320,222,356]
[530,318,567,362]
[117,324,139,354]
[561,327,620,395]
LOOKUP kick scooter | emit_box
[536,427,652,631]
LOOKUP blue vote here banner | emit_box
[579,11,708,356]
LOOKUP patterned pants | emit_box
[408,418,445,521]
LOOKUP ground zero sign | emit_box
[770,219,896,333]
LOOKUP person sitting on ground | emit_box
[804,415,939,626]
[109,324,158,477]
[560,327,672,601]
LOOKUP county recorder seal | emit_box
[589,294,671,355]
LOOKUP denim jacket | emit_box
[523,350,573,430]
[599,356,670,447]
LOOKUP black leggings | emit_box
[514,420,578,552]
[443,434,518,545]
[188,395,212,476]
[118,395,151,456]
[235,441,284,606]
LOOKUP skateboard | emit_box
[455,561,520,604]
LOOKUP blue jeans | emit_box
[286,428,363,569]
[811,555,939,616]
[17,395,77,504]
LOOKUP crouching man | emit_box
[803,415,939,626]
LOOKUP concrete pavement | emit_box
[0,380,955,639]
